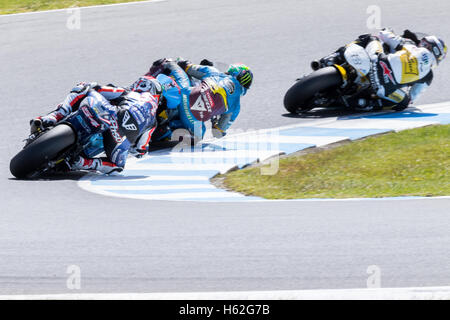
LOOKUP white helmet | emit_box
[419,36,447,65]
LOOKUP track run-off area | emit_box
[79,102,450,201]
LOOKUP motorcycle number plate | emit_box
[344,43,371,76]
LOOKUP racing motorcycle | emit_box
[284,30,431,114]
[284,42,383,114]
[150,58,226,144]
[10,95,122,179]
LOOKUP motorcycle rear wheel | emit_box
[10,124,76,179]
[283,66,343,114]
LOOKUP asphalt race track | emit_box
[1,0,450,294]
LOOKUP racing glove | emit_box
[29,118,45,134]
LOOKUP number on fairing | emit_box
[344,43,371,76]
[191,96,207,111]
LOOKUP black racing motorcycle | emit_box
[9,95,119,179]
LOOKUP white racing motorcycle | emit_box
[282,31,430,114]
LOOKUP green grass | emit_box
[0,0,147,14]
[221,124,450,199]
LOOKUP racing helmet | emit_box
[226,64,253,94]
[419,36,447,65]
[131,76,163,95]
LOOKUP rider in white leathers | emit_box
[315,28,447,111]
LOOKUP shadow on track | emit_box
[281,106,437,120]
[9,171,150,181]
[8,171,88,181]
[281,107,364,119]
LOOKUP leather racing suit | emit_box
[366,29,435,110]
[147,59,243,140]
[32,82,159,173]
[317,29,436,111]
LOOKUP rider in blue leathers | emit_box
[30,76,165,174]
[147,58,253,140]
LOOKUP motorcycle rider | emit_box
[29,76,163,174]
[313,28,447,111]
[146,58,253,140]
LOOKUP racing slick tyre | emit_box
[283,66,343,114]
[10,124,76,179]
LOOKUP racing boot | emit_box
[312,50,346,70]
[310,60,321,71]
[30,103,67,134]
[29,116,58,134]
[200,59,214,66]
[146,58,173,77]
[29,118,45,134]
[70,156,123,174]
